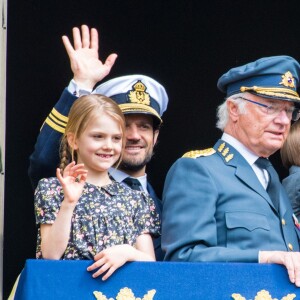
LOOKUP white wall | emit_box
[0,0,6,297]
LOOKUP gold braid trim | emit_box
[45,118,65,133]
[119,103,162,122]
[43,107,68,133]
[182,148,216,158]
[240,86,300,101]
[51,107,69,122]
[48,112,68,127]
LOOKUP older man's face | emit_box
[230,94,293,157]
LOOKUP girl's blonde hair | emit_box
[281,120,300,169]
[59,94,125,172]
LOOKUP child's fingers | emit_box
[101,266,116,281]
[79,172,88,183]
[56,168,65,185]
[87,256,105,272]
[56,168,62,179]
[93,251,104,261]
[72,169,87,177]
[91,263,111,279]
[70,164,86,176]
[63,161,76,176]
[70,163,84,170]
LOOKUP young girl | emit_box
[34,94,160,280]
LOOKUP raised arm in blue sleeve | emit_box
[28,89,78,190]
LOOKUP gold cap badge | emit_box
[128,80,150,105]
[280,71,295,88]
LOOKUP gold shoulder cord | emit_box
[182,148,216,159]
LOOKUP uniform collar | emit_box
[109,167,148,193]
[222,133,259,166]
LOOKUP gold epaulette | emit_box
[182,148,216,159]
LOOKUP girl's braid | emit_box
[59,136,72,173]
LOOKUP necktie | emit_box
[255,157,280,211]
[123,177,142,191]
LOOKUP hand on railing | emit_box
[259,250,300,287]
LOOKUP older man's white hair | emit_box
[216,92,248,131]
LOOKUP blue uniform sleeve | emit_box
[28,89,78,190]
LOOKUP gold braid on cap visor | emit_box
[119,103,162,123]
[240,86,300,101]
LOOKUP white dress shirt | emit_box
[222,133,269,189]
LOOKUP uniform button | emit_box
[288,243,293,251]
[282,218,286,226]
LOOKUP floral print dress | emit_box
[34,178,161,260]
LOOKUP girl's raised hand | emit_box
[56,161,88,205]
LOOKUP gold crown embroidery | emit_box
[93,287,156,300]
[218,143,225,152]
[232,289,296,300]
[182,148,216,158]
[280,71,295,88]
[128,80,151,105]
[222,147,229,157]
[225,153,234,162]
[217,142,234,162]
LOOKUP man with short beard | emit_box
[28,25,168,261]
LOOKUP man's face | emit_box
[228,93,293,157]
[119,114,159,175]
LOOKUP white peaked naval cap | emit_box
[94,74,169,124]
